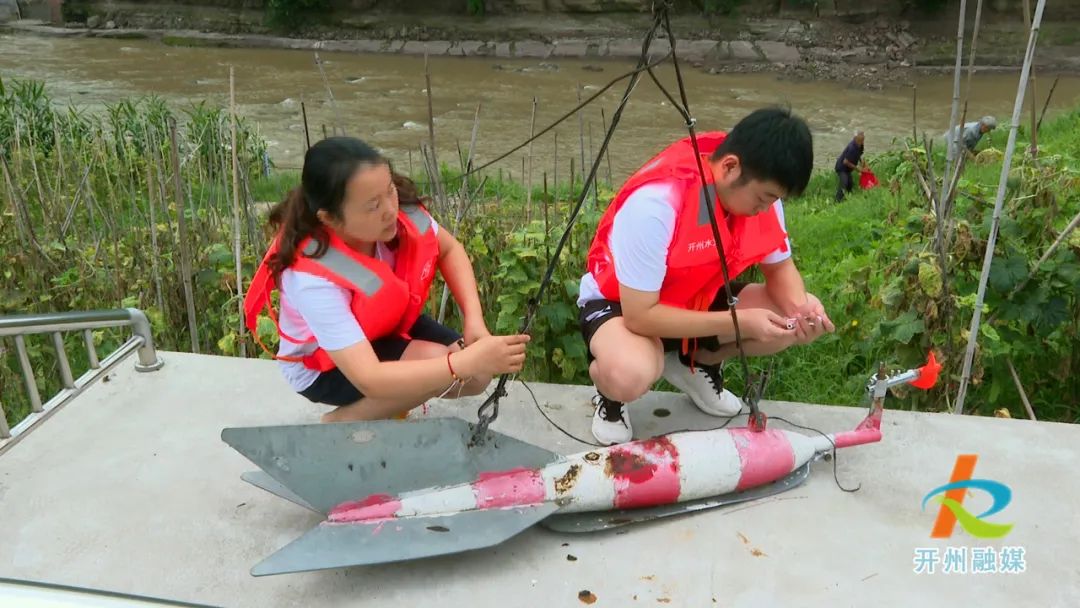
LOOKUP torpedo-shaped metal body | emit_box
[224,354,940,576]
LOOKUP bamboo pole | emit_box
[953,0,985,211]
[237,159,259,252]
[961,0,985,116]
[438,103,482,324]
[954,0,1047,414]
[1,150,36,248]
[600,108,613,187]
[553,131,559,216]
[588,119,599,207]
[942,0,969,201]
[1036,75,1060,133]
[1022,0,1038,157]
[526,97,537,223]
[989,206,1080,314]
[314,52,342,136]
[169,118,201,354]
[300,94,311,149]
[1007,358,1038,421]
[146,162,166,316]
[576,84,586,184]
[230,67,247,357]
[53,119,66,197]
[911,84,917,143]
[59,166,91,242]
[424,53,449,218]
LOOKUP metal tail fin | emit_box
[222,418,562,515]
[251,504,558,576]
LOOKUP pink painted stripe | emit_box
[608,437,681,509]
[832,407,883,448]
[831,428,882,449]
[327,493,403,523]
[731,429,795,491]
[472,467,547,509]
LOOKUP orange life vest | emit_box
[586,131,788,313]
[244,203,440,372]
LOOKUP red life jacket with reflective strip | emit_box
[586,131,788,313]
[243,203,440,372]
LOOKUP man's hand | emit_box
[737,308,796,343]
[790,294,835,345]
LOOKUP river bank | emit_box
[5,8,1080,88]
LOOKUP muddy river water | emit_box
[3,32,1080,181]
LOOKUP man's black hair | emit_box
[711,107,813,197]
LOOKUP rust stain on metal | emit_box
[555,464,583,496]
[657,598,672,604]
[578,590,597,604]
[737,532,749,545]
[604,450,650,478]
[640,575,655,581]
[584,452,601,463]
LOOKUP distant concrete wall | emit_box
[48,0,1080,21]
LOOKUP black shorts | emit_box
[578,282,749,361]
[298,314,463,406]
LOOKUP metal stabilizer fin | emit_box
[539,462,811,533]
[240,470,318,513]
[251,503,559,576]
[222,418,563,515]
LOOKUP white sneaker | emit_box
[590,394,632,445]
[662,351,744,417]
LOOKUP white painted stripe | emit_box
[395,483,478,518]
[672,431,742,501]
[543,452,619,513]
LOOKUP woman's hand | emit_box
[453,334,531,377]
[463,317,492,346]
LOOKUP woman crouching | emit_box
[245,137,529,422]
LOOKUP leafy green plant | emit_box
[265,0,329,30]
[3,78,1077,430]
[702,0,742,15]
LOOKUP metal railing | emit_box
[0,308,164,452]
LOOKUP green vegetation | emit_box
[265,0,330,30]
[467,0,485,16]
[1,78,268,427]
[2,78,1077,430]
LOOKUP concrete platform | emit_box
[1,351,1078,606]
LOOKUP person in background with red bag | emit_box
[834,130,868,202]
[244,137,530,423]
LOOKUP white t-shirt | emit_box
[577,181,790,307]
[277,221,439,392]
